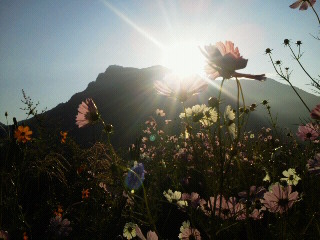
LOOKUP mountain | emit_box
[22,65,320,148]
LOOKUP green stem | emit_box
[309,1,320,24]
[236,78,241,142]
[216,79,225,220]
[127,168,158,235]
[99,118,118,159]
[288,44,320,89]
[268,54,311,112]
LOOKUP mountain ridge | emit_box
[2,65,319,147]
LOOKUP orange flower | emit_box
[23,232,28,240]
[53,205,63,217]
[14,126,32,143]
[82,189,90,199]
[60,131,67,143]
[77,164,85,174]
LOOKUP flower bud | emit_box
[105,124,113,133]
[265,48,272,54]
[208,97,219,108]
[283,39,290,46]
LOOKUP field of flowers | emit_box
[1,1,320,239]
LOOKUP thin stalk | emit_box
[99,118,118,160]
[237,79,240,141]
[268,54,311,112]
[309,1,320,24]
[288,44,320,89]
[127,168,158,235]
[286,80,311,112]
[216,79,225,220]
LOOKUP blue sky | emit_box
[0,0,319,124]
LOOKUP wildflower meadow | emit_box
[1,1,320,239]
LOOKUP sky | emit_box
[0,0,319,124]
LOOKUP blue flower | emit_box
[125,163,145,190]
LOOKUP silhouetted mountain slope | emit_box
[24,65,319,148]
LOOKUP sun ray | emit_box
[202,77,237,102]
[100,0,165,49]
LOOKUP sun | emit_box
[161,41,206,77]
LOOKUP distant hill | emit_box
[20,65,319,148]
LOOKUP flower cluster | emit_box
[179,104,217,126]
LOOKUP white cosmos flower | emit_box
[191,104,206,114]
[200,107,218,126]
[163,189,182,203]
[224,105,235,121]
[228,123,236,139]
[263,172,271,182]
[180,104,218,127]
[180,220,191,232]
[179,108,193,119]
[281,168,301,186]
[177,200,188,208]
[123,222,137,240]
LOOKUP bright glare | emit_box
[161,41,206,77]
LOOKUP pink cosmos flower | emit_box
[250,208,264,220]
[76,98,99,128]
[200,41,266,81]
[310,104,320,120]
[290,0,316,10]
[307,153,320,175]
[296,123,319,141]
[181,192,201,208]
[207,195,235,219]
[135,225,158,240]
[154,74,208,103]
[261,184,299,214]
[179,228,201,240]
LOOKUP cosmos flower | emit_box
[262,184,299,214]
[200,107,218,126]
[14,125,32,143]
[163,189,181,202]
[123,222,137,240]
[0,230,9,240]
[125,162,145,190]
[181,192,201,208]
[280,168,301,186]
[76,98,99,128]
[135,225,158,240]
[178,221,201,240]
[238,186,267,203]
[224,105,236,139]
[224,105,235,121]
[155,109,165,117]
[82,189,90,199]
[228,123,236,139]
[310,104,320,119]
[200,41,266,81]
[208,195,236,219]
[290,0,316,10]
[307,153,320,175]
[296,123,319,141]
[60,131,67,143]
[263,172,271,182]
[154,74,208,103]
[163,189,188,207]
[249,208,264,220]
[48,216,72,237]
[53,205,64,217]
